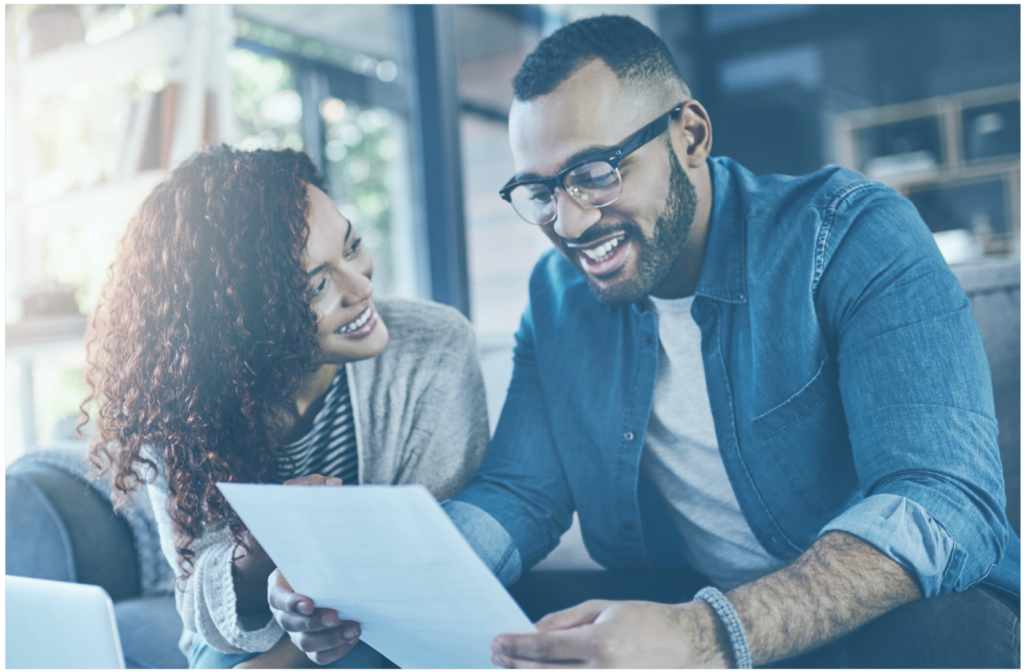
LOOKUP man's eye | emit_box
[570,163,617,189]
[525,187,553,204]
[346,237,362,258]
[311,278,327,298]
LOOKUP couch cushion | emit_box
[5,469,77,583]
[7,447,176,597]
[115,597,188,669]
[6,464,141,601]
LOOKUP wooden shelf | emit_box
[7,170,167,238]
[6,315,88,356]
[8,13,185,100]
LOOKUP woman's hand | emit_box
[268,567,363,665]
[283,474,345,487]
[268,474,362,665]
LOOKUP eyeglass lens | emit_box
[508,161,622,225]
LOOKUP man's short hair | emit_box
[512,15,689,102]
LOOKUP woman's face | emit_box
[304,185,389,364]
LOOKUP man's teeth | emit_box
[339,308,371,333]
[581,237,622,261]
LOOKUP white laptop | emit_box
[6,575,126,669]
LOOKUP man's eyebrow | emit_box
[516,145,617,181]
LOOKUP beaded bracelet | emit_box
[694,586,752,669]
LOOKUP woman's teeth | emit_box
[339,307,371,333]
[582,237,622,261]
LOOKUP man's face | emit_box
[508,60,697,305]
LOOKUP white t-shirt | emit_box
[641,295,785,590]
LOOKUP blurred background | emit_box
[6,4,1020,464]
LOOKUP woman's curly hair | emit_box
[83,145,326,577]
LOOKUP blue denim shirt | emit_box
[450,156,1020,602]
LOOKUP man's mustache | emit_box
[560,221,643,248]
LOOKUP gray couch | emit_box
[6,258,1019,668]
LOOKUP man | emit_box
[269,16,1019,668]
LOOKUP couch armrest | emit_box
[6,463,141,601]
[953,259,1020,537]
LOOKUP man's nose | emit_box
[552,188,602,240]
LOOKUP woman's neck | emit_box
[283,363,340,444]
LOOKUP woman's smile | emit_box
[334,302,378,339]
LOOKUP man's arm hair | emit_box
[729,530,922,665]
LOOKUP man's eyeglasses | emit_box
[499,104,684,226]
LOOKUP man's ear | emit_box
[672,100,712,166]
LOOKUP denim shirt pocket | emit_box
[753,357,859,515]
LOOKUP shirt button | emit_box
[642,336,652,347]
[622,522,634,532]
[624,431,634,441]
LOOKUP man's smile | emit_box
[565,232,632,278]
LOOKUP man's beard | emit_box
[583,149,698,306]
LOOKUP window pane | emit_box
[456,6,550,336]
[322,101,402,295]
[229,48,303,151]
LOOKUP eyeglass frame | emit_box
[498,104,685,225]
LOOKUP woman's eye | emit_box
[346,237,362,258]
[311,278,327,298]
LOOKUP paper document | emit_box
[219,483,535,669]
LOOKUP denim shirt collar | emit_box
[694,157,748,305]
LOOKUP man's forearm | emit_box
[726,530,922,666]
[489,531,924,669]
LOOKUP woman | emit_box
[83,146,489,668]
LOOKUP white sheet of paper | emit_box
[218,483,535,669]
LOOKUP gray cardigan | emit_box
[147,297,490,654]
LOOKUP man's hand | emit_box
[493,532,921,669]
[267,568,362,665]
[491,599,731,669]
[267,474,361,665]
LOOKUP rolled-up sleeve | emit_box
[815,187,1008,597]
[820,494,962,596]
[443,499,523,586]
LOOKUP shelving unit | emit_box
[833,84,1020,260]
[5,6,234,452]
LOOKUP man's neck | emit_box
[650,163,713,300]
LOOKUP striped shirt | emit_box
[275,368,358,485]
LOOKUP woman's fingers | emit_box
[268,568,360,660]
[283,474,344,486]
[302,638,361,667]
[268,569,328,629]
[291,620,361,656]
[277,607,349,634]
[267,568,302,613]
